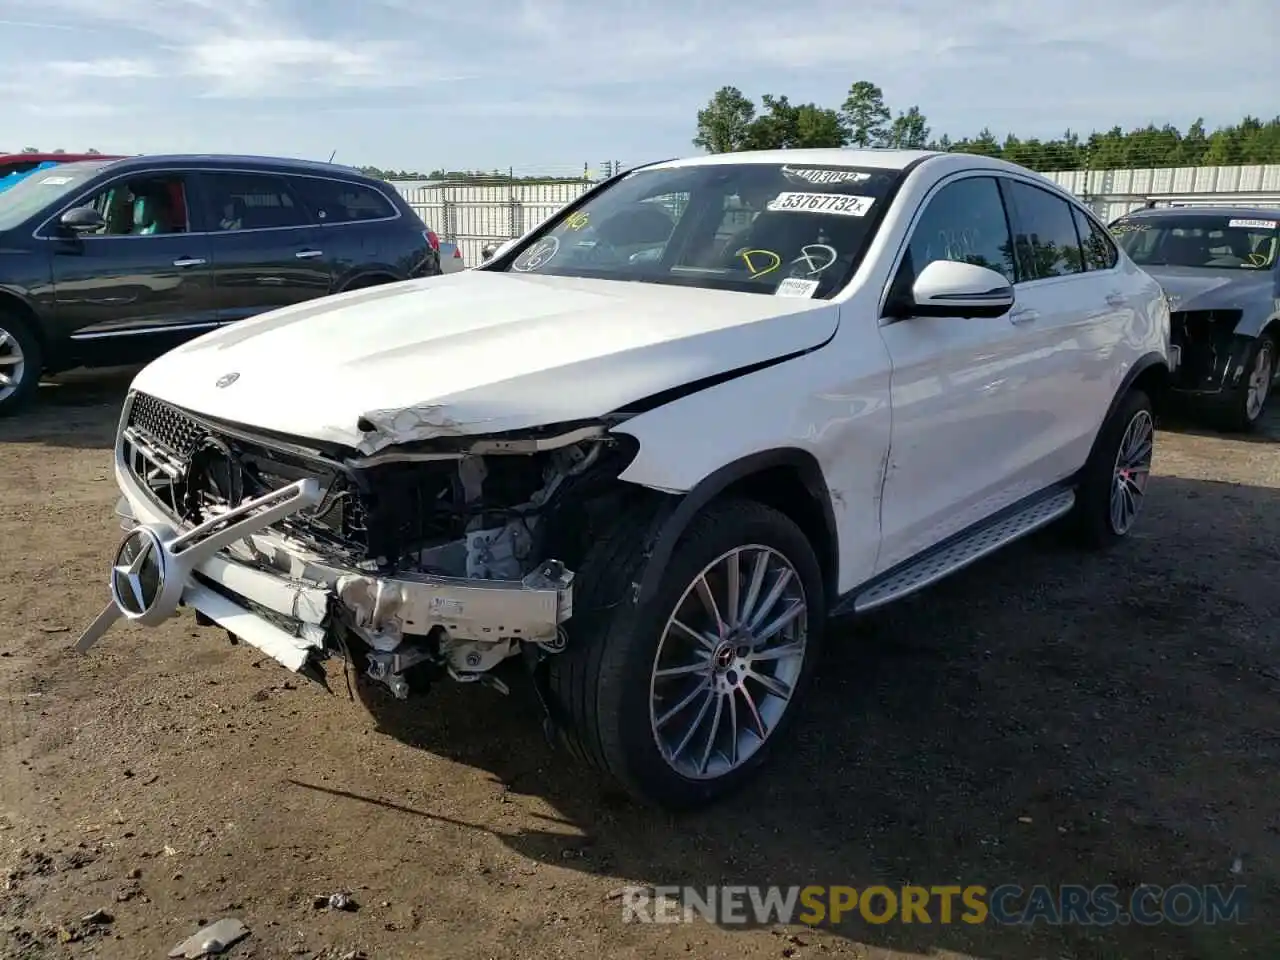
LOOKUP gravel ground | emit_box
[1,370,1277,960]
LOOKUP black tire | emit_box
[1069,388,1155,549]
[0,311,43,418]
[547,497,826,810]
[1211,333,1275,433]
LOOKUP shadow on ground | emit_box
[0,367,139,450]
[331,476,1280,960]
[1159,403,1279,445]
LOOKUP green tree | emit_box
[693,85,757,153]
[743,95,850,149]
[692,78,1280,171]
[794,103,849,148]
[741,94,794,149]
[887,106,930,149]
[840,81,891,147]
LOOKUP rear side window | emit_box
[1002,180,1086,279]
[202,172,309,231]
[290,177,397,223]
[1072,207,1118,271]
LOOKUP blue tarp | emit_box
[0,161,60,194]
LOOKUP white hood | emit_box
[131,270,838,455]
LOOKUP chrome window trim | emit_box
[32,165,403,241]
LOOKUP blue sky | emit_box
[0,0,1271,175]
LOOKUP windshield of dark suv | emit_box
[492,162,904,298]
[0,160,112,232]
[1111,214,1279,271]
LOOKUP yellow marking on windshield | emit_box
[739,248,781,279]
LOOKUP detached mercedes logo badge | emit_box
[110,527,165,617]
[215,372,240,388]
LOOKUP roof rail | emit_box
[1141,193,1280,208]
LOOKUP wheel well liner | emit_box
[629,449,839,611]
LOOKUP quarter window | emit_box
[1072,206,1118,271]
[202,173,309,231]
[290,177,397,223]
[1003,180,1086,279]
[899,176,1018,286]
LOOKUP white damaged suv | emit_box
[78,149,1171,810]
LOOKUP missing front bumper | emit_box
[75,478,575,676]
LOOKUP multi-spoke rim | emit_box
[0,327,24,403]
[1245,340,1273,421]
[1110,409,1154,535]
[648,545,808,781]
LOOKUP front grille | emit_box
[120,391,366,560]
[128,391,207,459]
[1170,310,1242,388]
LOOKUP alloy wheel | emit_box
[0,327,25,403]
[1110,409,1154,535]
[1244,340,1273,422]
[649,545,808,781]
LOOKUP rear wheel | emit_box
[547,498,825,810]
[0,312,42,418]
[1070,388,1155,549]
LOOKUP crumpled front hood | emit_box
[1144,265,1275,314]
[130,270,837,455]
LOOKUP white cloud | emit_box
[0,0,1272,168]
[47,58,158,79]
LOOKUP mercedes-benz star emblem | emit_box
[215,372,240,388]
[110,528,165,617]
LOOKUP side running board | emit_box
[850,488,1077,614]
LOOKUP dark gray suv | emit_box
[0,153,441,416]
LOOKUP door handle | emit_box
[172,257,206,267]
[1105,293,1126,307]
[1009,308,1039,325]
[295,249,324,259]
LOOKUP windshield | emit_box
[494,162,904,298]
[1111,214,1279,271]
[0,161,111,232]
[0,161,61,194]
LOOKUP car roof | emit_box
[649,148,937,172]
[82,154,378,181]
[642,148,1086,202]
[1118,205,1280,221]
[643,148,1047,178]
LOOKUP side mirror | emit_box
[59,206,105,234]
[481,239,516,264]
[908,259,1014,318]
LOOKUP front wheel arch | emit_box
[626,448,839,614]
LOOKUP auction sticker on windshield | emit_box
[781,166,871,185]
[1228,218,1277,230]
[767,192,875,216]
[775,278,820,298]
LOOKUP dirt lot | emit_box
[1,370,1277,960]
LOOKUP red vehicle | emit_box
[0,153,125,174]
[0,153,128,193]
